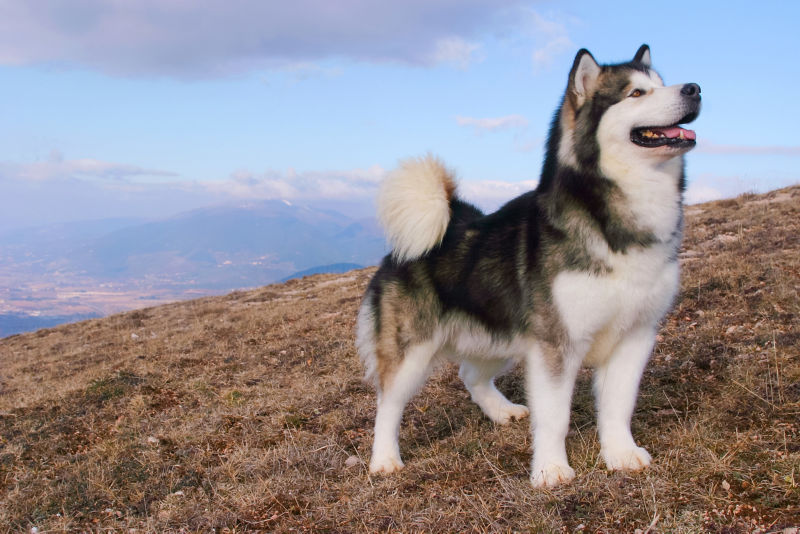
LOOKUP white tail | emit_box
[377,155,456,262]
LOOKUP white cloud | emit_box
[428,37,485,70]
[0,149,546,228]
[1,150,176,182]
[459,179,538,211]
[685,172,800,205]
[456,114,529,134]
[0,0,526,78]
[527,11,575,70]
[211,165,541,214]
[684,183,724,205]
[532,35,574,68]
[697,141,800,156]
[204,165,386,202]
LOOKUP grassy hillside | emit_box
[1,187,798,532]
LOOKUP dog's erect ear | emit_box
[569,49,601,108]
[633,44,651,67]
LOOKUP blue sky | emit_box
[1,0,798,231]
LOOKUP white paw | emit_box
[530,462,576,488]
[489,402,530,425]
[369,455,405,474]
[602,445,651,471]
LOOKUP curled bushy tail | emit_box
[377,155,456,262]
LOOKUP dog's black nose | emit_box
[681,83,701,99]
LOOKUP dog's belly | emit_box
[438,318,531,362]
[551,249,679,367]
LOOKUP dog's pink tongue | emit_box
[653,126,696,140]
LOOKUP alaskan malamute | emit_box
[356,45,701,487]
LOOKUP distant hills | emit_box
[0,312,101,339]
[280,262,365,282]
[0,200,386,336]
[72,200,385,286]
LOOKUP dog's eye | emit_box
[630,89,644,98]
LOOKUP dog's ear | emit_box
[633,44,651,67]
[569,49,601,109]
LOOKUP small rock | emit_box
[147,436,159,445]
[721,480,730,491]
[344,455,362,468]
[131,333,139,340]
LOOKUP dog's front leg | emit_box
[526,342,581,488]
[593,326,655,471]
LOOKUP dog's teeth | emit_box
[679,130,685,139]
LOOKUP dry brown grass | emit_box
[1,186,798,533]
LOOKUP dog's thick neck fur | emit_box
[537,59,685,254]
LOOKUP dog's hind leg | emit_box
[459,358,529,424]
[369,340,438,474]
[593,327,655,471]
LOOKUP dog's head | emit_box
[557,44,701,172]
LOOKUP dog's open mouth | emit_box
[631,112,698,148]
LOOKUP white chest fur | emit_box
[551,243,679,366]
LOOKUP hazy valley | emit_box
[0,200,385,337]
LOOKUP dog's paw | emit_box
[490,402,530,425]
[601,445,651,471]
[369,455,405,474]
[530,462,576,488]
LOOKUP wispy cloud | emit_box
[428,37,485,70]
[456,114,529,135]
[685,172,800,205]
[697,141,800,156]
[0,149,544,229]
[1,150,177,182]
[527,11,575,70]
[0,0,526,78]
[685,183,724,205]
[209,166,386,201]
[459,179,538,210]
[215,164,538,213]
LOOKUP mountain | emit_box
[0,186,797,532]
[280,262,365,282]
[0,200,386,331]
[73,200,386,286]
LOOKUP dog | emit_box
[356,44,700,487]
